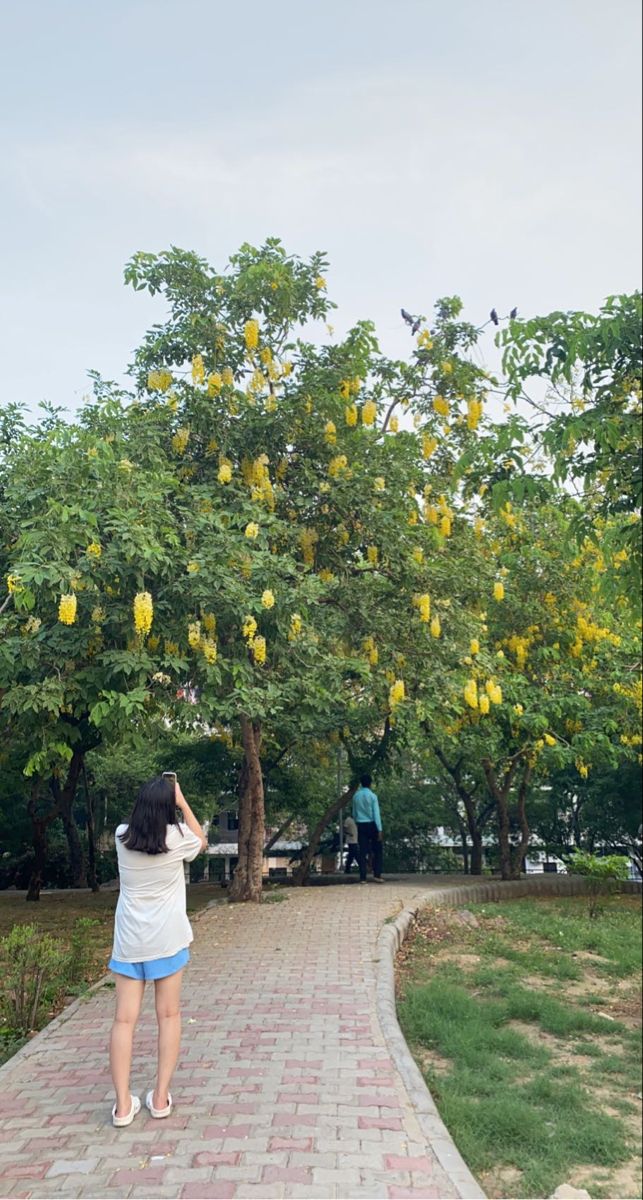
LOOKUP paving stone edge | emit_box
[376,874,641,1200]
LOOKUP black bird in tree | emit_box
[490,308,499,326]
[510,306,518,319]
[411,318,421,335]
[401,308,415,326]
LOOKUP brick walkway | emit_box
[0,879,464,1200]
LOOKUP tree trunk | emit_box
[511,764,532,878]
[229,717,264,903]
[470,833,483,876]
[459,826,470,874]
[54,751,87,888]
[433,746,489,876]
[83,761,100,893]
[292,784,358,886]
[483,756,525,882]
[26,781,61,902]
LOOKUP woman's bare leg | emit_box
[110,976,145,1116]
[153,969,184,1110]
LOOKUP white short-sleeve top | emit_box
[112,822,203,962]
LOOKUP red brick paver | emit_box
[0,879,461,1198]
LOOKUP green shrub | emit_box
[568,851,630,918]
[0,924,69,1035]
[65,917,100,986]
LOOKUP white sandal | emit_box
[112,1094,141,1127]
[146,1090,173,1119]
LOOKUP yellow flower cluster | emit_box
[218,460,233,484]
[58,594,77,625]
[389,415,399,433]
[464,678,478,709]
[172,428,190,455]
[319,568,335,583]
[201,612,216,634]
[506,634,531,668]
[289,613,303,640]
[363,635,378,666]
[430,615,441,638]
[467,398,483,431]
[544,733,556,746]
[345,404,358,427]
[244,319,259,352]
[389,679,405,708]
[261,589,275,609]
[362,400,377,426]
[412,547,424,565]
[242,615,257,642]
[300,528,318,565]
[188,620,201,649]
[417,330,433,349]
[479,694,490,714]
[7,573,22,594]
[470,638,480,655]
[187,561,200,574]
[575,758,589,779]
[374,477,386,492]
[245,522,259,539]
[494,581,505,601]
[340,377,361,400]
[192,354,205,385]
[324,420,337,445]
[328,454,349,478]
[133,592,153,636]
[422,434,438,459]
[367,545,379,566]
[251,635,266,664]
[147,369,173,392]
[86,542,101,558]
[242,455,274,508]
[222,366,234,387]
[207,371,223,396]
[576,613,620,646]
[432,395,449,418]
[314,275,327,290]
[202,638,217,664]
[417,594,431,622]
[485,679,502,705]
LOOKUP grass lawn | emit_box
[0,882,226,1065]
[396,894,642,1200]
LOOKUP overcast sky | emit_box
[1,0,641,416]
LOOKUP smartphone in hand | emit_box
[162,771,177,782]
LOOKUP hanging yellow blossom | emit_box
[328,454,348,478]
[474,516,485,538]
[314,275,327,290]
[318,568,335,583]
[289,613,302,640]
[433,395,449,418]
[430,615,441,638]
[324,420,337,445]
[470,638,480,655]
[544,734,556,747]
[362,399,377,426]
[133,592,153,636]
[389,679,406,708]
[417,329,433,349]
[440,515,452,537]
[192,354,205,386]
[374,477,386,492]
[148,368,174,392]
[187,561,200,574]
[485,680,502,705]
[261,589,275,609]
[479,694,490,715]
[172,428,190,455]
[423,434,438,459]
[188,620,201,649]
[575,758,589,779]
[242,615,257,642]
[244,319,259,352]
[441,361,453,375]
[86,542,102,558]
[363,636,379,666]
[389,415,399,433]
[408,509,419,526]
[300,528,319,564]
[202,638,218,664]
[251,635,267,665]
[493,581,505,601]
[202,612,216,634]
[367,545,379,566]
[464,678,478,709]
[57,594,77,626]
[467,398,483,431]
[221,366,234,387]
[245,522,259,539]
[7,573,23,594]
[218,461,233,484]
[418,594,431,622]
[345,404,358,427]
[208,372,223,396]
[513,704,524,716]
[91,605,105,625]
[412,547,424,565]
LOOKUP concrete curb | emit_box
[375,875,641,1200]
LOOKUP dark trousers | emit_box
[344,843,360,873]
[357,821,382,880]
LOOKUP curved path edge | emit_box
[375,875,641,1200]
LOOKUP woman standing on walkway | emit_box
[108,774,207,1127]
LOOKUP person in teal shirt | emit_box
[352,774,383,882]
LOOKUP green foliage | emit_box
[568,851,631,918]
[0,924,69,1035]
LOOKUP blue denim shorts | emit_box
[108,947,190,980]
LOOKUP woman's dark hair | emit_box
[118,776,183,855]
[360,773,372,788]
